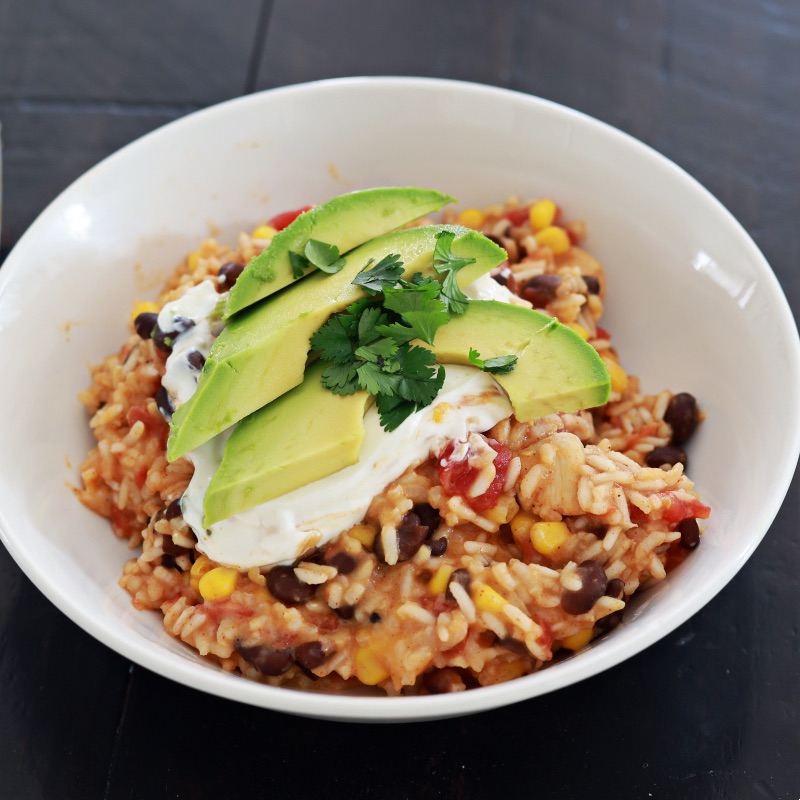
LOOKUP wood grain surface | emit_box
[0,1,798,798]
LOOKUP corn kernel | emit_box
[488,658,527,684]
[529,199,558,231]
[189,554,213,591]
[559,627,594,651]
[432,402,451,423]
[187,249,202,271]
[428,565,454,595]
[509,511,536,541]
[534,225,571,256]
[199,566,238,601]
[354,645,390,685]
[530,521,570,556]
[130,301,159,324]
[456,208,485,229]
[348,524,376,548]
[567,322,590,341]
[473,583,507,614]
[602,356,629,394]
[252,225,278,240]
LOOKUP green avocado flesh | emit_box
[224,187,454,317]
[429,301,611,419]
[167,225,506,460]
[203,301,610,523]
[202,362,370,526]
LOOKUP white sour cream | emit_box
[181,366,512,568]
[158,280,221,407]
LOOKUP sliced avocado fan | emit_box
[167,224,506,460]
[225,187,454,317]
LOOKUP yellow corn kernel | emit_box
[187,249,202,271]
[602,356,629,394]
[252,225,278,240]
[473,583,507,614]
[189,554,213,590]
[567,322,590,341]
[432,402,451,423]
[348,524,376,548]
[354,645,390,685]
[509,511,537,541]
[130,301,159,324]
[483,495,519,526]
[488,658,528,684]
[456,207,486,229]
[428,565,454,595]
[559,627,594,651]
[529,198,558,231]
[534,225,571,256]
[530,521,570,556]
[199,566,238,601]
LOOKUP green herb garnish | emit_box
[468,348,518,375]
[432,230,476,315]
[289,238,347,278]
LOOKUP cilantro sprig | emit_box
[468,348,519,375]
[290,238,346,278]
[309,234,517,431]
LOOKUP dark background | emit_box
[1,1,798,798]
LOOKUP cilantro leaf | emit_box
[374,322,419,345]
[351,254,405,294]
[383,285,449,344]
[440,269,469,315]
[309,315,354,364]
[433,230,477,273]
[376,394,418,432]
[468,348,518,375]
[356,362,400,396]
[321,361,358,395]
[393,347,444,405]
[304,239,346,274]
[289,251,310,279]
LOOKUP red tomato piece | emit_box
[505,208,529,226]
[438,435,513,511]
[595,326,611,340]
[267,205,313,231]
[661,494,711,524]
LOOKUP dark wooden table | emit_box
[1,2,799,798]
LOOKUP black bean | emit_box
[595,609,624,633]
[561,561,608,615]
[414,503,441,534]
[429,538,448,557]
[234,641,293,676]
[521,274,561,308]
[374,511,429,563]
[369,612,382,624]
[446,568,471,601]
[295,641,328,670]
[583,521,608,538]
[678,518,701,549]
[152,316,195,353]
[134,311,159,340]
[164,498,182,520]
[333,605,355,620]
[155,386,173,420]
[645,445,688,469]
[665,392,699,445]
[266,565,316,605]
[582,274,601,294]
[161,555,179,570]
[498,637,529,656]
[491,271,508,287]
[604,578,625,600]
[325,552,357,575]
[186,350,205,371]
[218,261,244,289]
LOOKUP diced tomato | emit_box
[595,326,611,340]
[134,465,148,490]
[267,205,313,231]
[126,403,169,446]
[203,600,255,624]
[661,494,711,524]
[438,435,513,512]
[664,541,689,572]
[126,405,150,428]
[505,207,529,226]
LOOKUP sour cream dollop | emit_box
[180,366,512,568]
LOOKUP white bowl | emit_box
[1,77,798,722]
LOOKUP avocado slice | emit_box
[167,225,505,460]
[429,300,611,419]
[225,187,454,317]
[202,301,610,523]
[202,362,370,526]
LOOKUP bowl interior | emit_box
[0,78,797,721]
